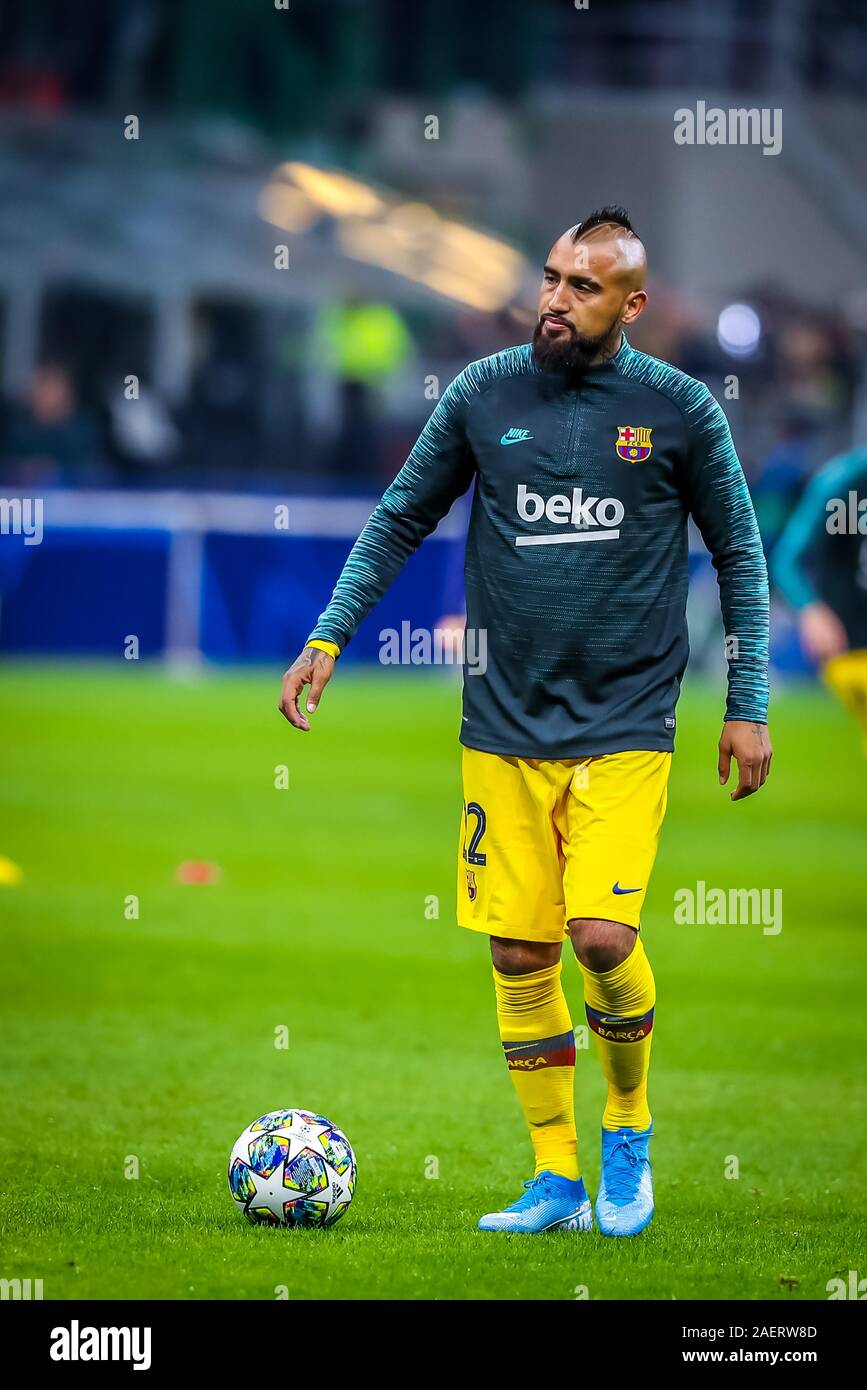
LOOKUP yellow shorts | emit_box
[457,747,672,941]
[823,649,867,752]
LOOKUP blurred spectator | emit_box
[2,364,103,486]
[751,414,816,551]
[183,359,260,474]
[102,374,180,477]
[317,298,413,477]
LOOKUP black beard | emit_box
[532,317,621,375]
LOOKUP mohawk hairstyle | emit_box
[570,206,636,240]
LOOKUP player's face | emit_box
[534,233,644,369]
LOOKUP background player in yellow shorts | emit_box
[774,447,867,754]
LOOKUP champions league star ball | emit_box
[228,1109,357,1228]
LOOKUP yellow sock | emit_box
[492,962,580,1180]
[579,935,655,1132]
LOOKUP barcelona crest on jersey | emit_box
[615,425,653,463]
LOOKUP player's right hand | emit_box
[278,646,335,731]
[799,601,848,665]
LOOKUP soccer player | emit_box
[773,447,867,751]
[279,207,772,1236]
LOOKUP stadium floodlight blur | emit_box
[259,162,527,313]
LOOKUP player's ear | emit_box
[621,289,648,325]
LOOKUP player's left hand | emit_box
[717,721,772,801]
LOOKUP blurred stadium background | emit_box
[2,0,867,1302]
[1,0,866,666]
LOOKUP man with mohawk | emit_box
[280,207,771,1236]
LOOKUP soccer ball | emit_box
[228,1108,357,1229]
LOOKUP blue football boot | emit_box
[596,1120,654,1236]
[478,1171,593,1233]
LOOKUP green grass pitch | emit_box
[1,660,865,1301]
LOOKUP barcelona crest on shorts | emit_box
[615,425,653,463]
[465,869,477,901]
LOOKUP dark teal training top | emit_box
[309,334,770,757]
